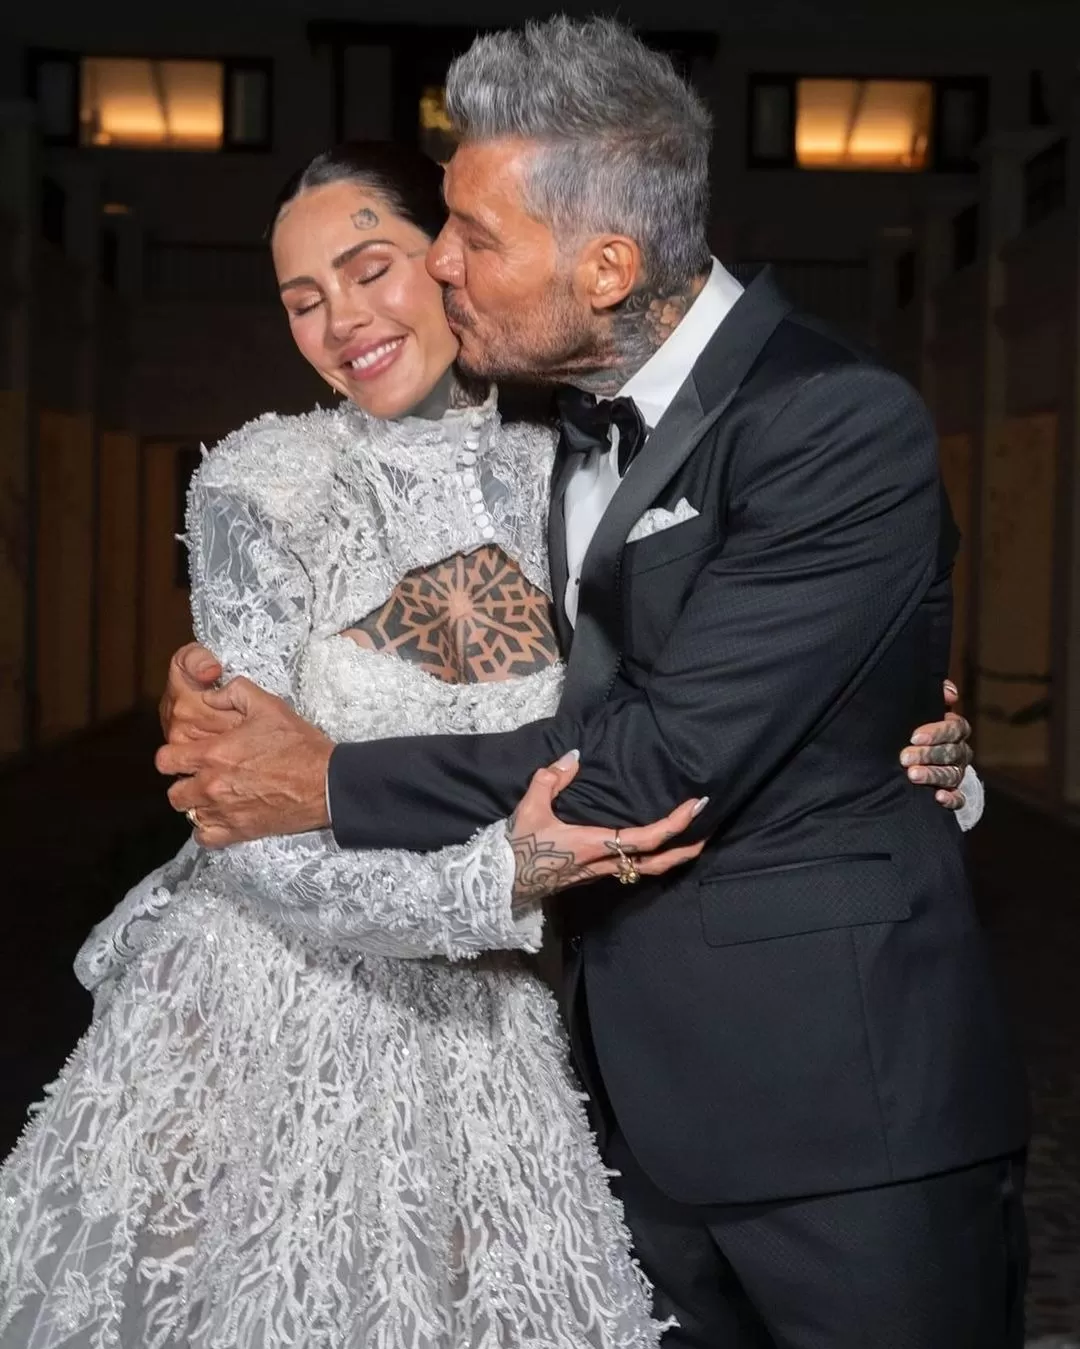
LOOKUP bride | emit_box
[0,142,977,1348]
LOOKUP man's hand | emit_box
[160,642,237,743]
[156,677,333,848]
[508,752,706,909]
[900,679,973,812]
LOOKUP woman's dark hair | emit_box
[269,141,447,241]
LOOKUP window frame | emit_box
[747,72,989,175]
[222,57,274,153]
[26,48,81,147]
[746,74,797,171]
[25,47,274,153]
[931,76,989,173]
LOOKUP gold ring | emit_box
[611,829,640,886]
[186,808,201,830]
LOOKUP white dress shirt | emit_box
[561,257,745,627]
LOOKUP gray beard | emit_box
[454,275,706,396]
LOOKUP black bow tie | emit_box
[555,387,648,476]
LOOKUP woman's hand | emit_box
[508,751,707,909]
[159,642,229,741]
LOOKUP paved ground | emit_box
[0,711,1077,1338]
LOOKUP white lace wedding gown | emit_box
[0,394,665,1348]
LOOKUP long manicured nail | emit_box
[910,731,929,745]
[555,749,581,769]
[900,749,918,766]
[944,681,958,697]
[692,796,710,817]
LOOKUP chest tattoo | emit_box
[341,545,559,684]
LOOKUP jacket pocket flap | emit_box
[699,856,911,948]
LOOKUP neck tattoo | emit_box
[572,272,708,398]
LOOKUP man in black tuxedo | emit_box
[159,16,1027,1346]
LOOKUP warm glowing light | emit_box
[419,86,457,166]
[80,58,223,149]
[162,61,224,143]
[102,202,131,215]
[419,86,453,133]
[796,79,931,171]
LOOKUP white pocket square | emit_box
[626,498,700,544]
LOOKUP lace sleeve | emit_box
[190,478,537,960]
[205,824,540,959]
[73,480,311,999]
[188,484,312,701]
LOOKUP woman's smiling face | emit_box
[272,180,459,420]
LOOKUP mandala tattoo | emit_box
[351,208,379,230]
[508,827,595,910]
[342,545,559,684]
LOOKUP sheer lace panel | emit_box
[341,545,559,685]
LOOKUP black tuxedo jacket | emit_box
[328,271,1027,1204]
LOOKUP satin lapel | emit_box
[546,443,576,655]
[559,269,795,719]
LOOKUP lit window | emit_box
[796,79,931,171]
[748,74,984,173]
[80,58,224,149]
[27,50,272,151]
[419,85,457,164]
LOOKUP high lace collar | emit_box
[338,385,500,476]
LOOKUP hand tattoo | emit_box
[509,824,596,911]
[922,742,971,767]
[351,208,379,229]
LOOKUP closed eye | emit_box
[354,262,391,286]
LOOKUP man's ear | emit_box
[575,236,645,312]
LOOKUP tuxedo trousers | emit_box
[605,1124,1027,1349]
[568,977,1028,1349]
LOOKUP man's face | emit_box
[427,138,601,384]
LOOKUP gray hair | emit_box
[445,17,712,295]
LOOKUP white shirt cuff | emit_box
[955,766,984,832]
